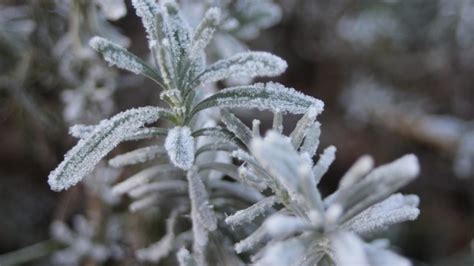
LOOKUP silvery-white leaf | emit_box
[312,146,336,184]
[109,145,167,167]
[331,232,370,266]
[48,107,165,191]
[129,195,159,212]
[125,127,168,141]
[161,0,191,67]
[197,162,240,180]
[89,37,162,84]
[192,127,242,147]
[128,180,188,198]
[198,52,287,85]
[221,109,253,146]
[338,155,374,189]
[289,106,320,148]
[335,154,420,223]
[300,122,321,157]
[235,224,268,254]
[209,180,264,203]
[187,169,217,231]
[272,110,283,133]
[189,7,221,57]
[254,237,307,266]
[191,82,324,117]
[165,126,195,170]
[69,124,95,139]
[131,0,161,45]
[112,164,179,195]
[364,240,411,266]
[342,193,420,236]
[263,213,312,238]
[225,196,277,227]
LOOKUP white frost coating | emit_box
[112,164,178,195]
[364,240,411,266]
[264,214,311,238]
[193,82,324,115]
[131,0,161,43]
[128,180,188,198]
[221,109,253,145]
[300,122,321,157]
[338,155,374,189]
[331,232,370,266]
[199,52,287,85]
[189,7,221,56]
[90,37,152,76]
[48,107,164,191]
[272,110,283,133]
[255,238,306,266]
[109,145,167,167]
[289,106,319,148]
[187,169,217,231]
[225,195,277,226]
[343,193,420,236]
[235,224,267,254]
[165,126,195,170]
[161,0,191,65]
[312,146,337,184]
[69,124,95,139]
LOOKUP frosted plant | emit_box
[341,75,474,178]
[228,126,420,265]
[49,215,123,265]
[40,0,424,265]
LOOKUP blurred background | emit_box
[0,0,473,265]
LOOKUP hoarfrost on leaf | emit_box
[165,126,196,170]
[48,107,165,191]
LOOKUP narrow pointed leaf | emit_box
[187,169,217,231]
[198,52,287,85]
[191,82,324,118]
[221,109,253,146]
[90,37,162,84]
[48,107,165,191]
[225,196,277,226]
[109,145,167,167]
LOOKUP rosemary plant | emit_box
[43,0,421,265]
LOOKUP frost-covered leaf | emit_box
[331,232,370,266]
[225,196,277,226]
[334,154,420,223]
[191,82,324,117]
[48,107,165,191]
[131,0,161,44]
[263,213,312,238]
[312,146,336,184]
[235,224,268,254]
[364,240,411,266]
[109,145,167,167]
[272,110,283,133]
[198,52,287,85]
[89,37,162,84]
[69,124,95,139]
[112,164,179,195]
[187,168,217,231]
[221,109,253,146]
[189,7,221,57]
[289,106,320,149]
[254,237,307,266]
[192,127,242,147]
[342,193,420,236]
[165,126,195,170]
[161,0,192,67]
[125,127,169,141]
[129,180,188,198]
[338,155,374,189]
[300,122,321,157]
